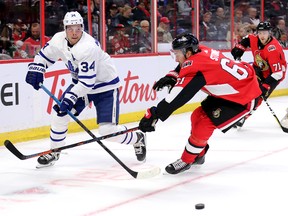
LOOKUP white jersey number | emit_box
[221,58,248,80]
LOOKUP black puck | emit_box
[195,203,205,210]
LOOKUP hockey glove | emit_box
[253,65,264,83]
[153,71,178,93]
[139,107,158,132]
[59,92,78,114]
[231,44,245,61]
[25,63,46,90]
[260,83,270,100]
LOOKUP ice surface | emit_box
[1,96,288,216]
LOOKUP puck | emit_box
[195,203,205,210]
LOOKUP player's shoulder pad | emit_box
[48,31,66,48]
[77,32,99,53]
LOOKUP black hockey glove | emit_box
[139,106,158,132]
[253,65,264,83]
[260,83,270,100]
[153,71,178,93]
[25,63,46,90]
[231,44,245,60]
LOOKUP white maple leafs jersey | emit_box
[34,31,120,97]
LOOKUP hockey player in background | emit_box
[25,11,146,168]
[231,21,287,128]
[138,33,262,175]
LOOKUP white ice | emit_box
[1,96,288,216]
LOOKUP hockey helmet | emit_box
[256,21,272,32]
[63,11,84,30]
[172,33,199,54]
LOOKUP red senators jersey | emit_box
[178,45,261,105]
[248,34,286,80]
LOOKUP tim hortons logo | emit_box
[119,70,157,103]
[44,69,157,114]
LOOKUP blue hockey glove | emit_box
[25,63,46,90]
[139,107,158,132]
[59,92,78,114]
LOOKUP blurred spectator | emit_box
[92,14,100,40]
[12,40,28,59]
[139,20,151,53]
[202,0,225,13]
[157,31,164,43]
[266,0,286,22]
[110,24,130,54]
[279,34,288,48]
[177,0,192,16]
[199,11,217,41]
[162,2,176,22]
[128,20,142,53]
[242,7,260,29]
[212,7,229,40]
[22,23,50,58]
[157,17,173,43]
[0,37,13,58]
[118,4,139,36]
[272,18,287,42]
[106,3,120,36]
[91,0,100,15]
[133,1,150,21]
[12,19,28,42]
[227,22,253,47]
[234,9,244,27]
[118,5,134,28]
[0,23,12,41]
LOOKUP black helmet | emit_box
[172,33,199,54]
[256,21,272,31]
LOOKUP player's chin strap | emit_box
[262,97,288,133]
[27,83,159,179]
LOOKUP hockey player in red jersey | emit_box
[138,33,262,174]
[231,21,287,128]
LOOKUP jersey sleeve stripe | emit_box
[78,74,97,79]
[92,77,120,89]
[78,80,95,88]
[38,51,55,64]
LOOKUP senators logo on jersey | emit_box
[254,53,269,71]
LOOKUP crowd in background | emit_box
[0,0,287,59]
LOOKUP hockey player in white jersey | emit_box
[25,11,146,168]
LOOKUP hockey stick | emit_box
[263,98,288,133]
[32,84,159,179]
[4,126,138,160]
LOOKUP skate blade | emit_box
[36,161,56,169]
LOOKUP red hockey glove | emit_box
[139,107,158,132]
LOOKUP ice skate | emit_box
[36,152,60,168]
[165,159,192,174]
[133,132,146,162]
[233,117,246,130]
[193,144,209,165]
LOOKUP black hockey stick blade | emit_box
[4,140,161,179]
[4,140,55,160]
